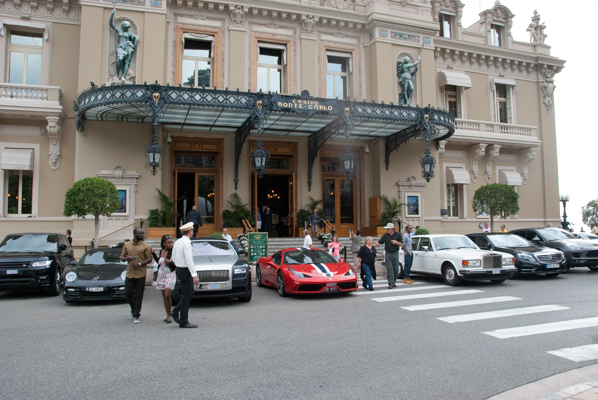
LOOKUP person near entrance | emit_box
[402,226,414,285]
[308,209,324,239]
[120,228,154,324]
[303,229,315,249]
[260,206,272,233]
[170,222,199,329]
[373,223,403,289]
[222,228,238,253]
[185,205,203,237]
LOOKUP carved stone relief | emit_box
[230,5,246,27]
[437,140,447,156]
[484,144,501,183]
[320,0,354,11]
[302,15,317,36]
[46,116,61,171]
[520,147,537,185]
[541,67,555,111]
[469,143,487,183]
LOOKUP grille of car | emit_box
[536,254,556,263]
[586,250,598,258]
[297,284,324,292]
[197,270,229,282]
[337,282,357,290]
[483,255,502,269]
[0,262,31,268]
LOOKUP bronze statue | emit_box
[396,55,420,106]
[109,5,139,82]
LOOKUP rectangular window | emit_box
[439,13,453,39]
[490,24,503,47]
[257,43,285,93]
[445,85,459,118]
[6,170,33,215]
[182,35,213,87]
[8,31,43,85]
[446,184,459,217]
[326,52,351,99]
[495,83,510,123]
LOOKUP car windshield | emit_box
[487,234,531,247]
[79,250,127,266]
[283,249,337,265]
[433,236,477,251]
[192,241,235,256]
[0,234,58,253]
[541,229,576,240]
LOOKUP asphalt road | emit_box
[1,268,597,400]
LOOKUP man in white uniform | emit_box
[171,222,199,328]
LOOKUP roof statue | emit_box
[109,3,139,82]
[527,10,547,44]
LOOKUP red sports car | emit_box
[256,248,358,296]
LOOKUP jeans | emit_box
[172,267,193,326]
[362,264,373,289]
[125,276,145,318]
[404,253,413,279]
[385,252,399,284]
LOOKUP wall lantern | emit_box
[340,145,355,178]
[420,147,436,182]
[146,128,162,176]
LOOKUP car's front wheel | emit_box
[46,269,61,296]
[277,271,287,297]
[442,264,462,286]
[256,266,263,287]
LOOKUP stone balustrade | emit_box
[0,83,61,102]
[455,118,536,137]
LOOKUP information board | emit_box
[248,232,268,262]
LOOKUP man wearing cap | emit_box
[373,223,403,289]
[170,222,199,328]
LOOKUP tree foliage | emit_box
[63,177,121,249]
[472,184,520,231]
[581,199,598,225]
[222,193,252,228]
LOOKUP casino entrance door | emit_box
[250,141,296,237]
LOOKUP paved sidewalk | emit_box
[488,364,598,400]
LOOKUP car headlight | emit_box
[344,267,355,276]
[517,254,535,262]
[31,260,52,268]
[288,267,304,278]
[65,271,78,282]
[462,260,481,267]
[567,243,580,249]
[233,266,247,275]
[120,270,127,280]
[503,257,515,266]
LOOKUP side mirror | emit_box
[69,260,77,266]
[60,244,67,251]
[422,246,429,252]
[237,248,245,255]
[339,258,345,263]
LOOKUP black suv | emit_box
[467,233,567,277]
[510,228,598,271]
[0,233,74,296]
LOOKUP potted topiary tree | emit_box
[222,193,252,237]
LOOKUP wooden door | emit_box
[322,176,356,237]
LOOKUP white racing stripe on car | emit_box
[547,344,598,362]
[401,296,522,311]
[353,284,443,296]
[372,289,483,302]
[437,305,570,323]
[483,317,598,339]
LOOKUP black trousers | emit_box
[125,276,145,318]
[173,267,193,325]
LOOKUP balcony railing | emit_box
[455,118,536,137]
[0,83,61,102]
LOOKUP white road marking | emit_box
[372,289,483,302]
[483,317,598,339]
[547,344,598,362]
[402,296,522,311]
[438,305,570,323]
[354,284,447,296]
[358,282,425,290]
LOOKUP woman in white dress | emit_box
[155,235,176,323]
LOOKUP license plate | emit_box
[207,284,220,289]
[492,270,501,275]
[546,264,559,269]
[326,287,338,292]
[325,283,336,287]
[86,287,104,292]
[6,270,18,275]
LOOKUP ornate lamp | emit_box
[340,144,355,178]
[146,128,162,175]
[420,147,436,182]
[251,140,270,178]
[559,194,570,230]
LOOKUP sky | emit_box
[460,0,597,231]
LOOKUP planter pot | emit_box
[362,227,388,237]
[147,227,177,239]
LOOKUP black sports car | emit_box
[467,233,567,277]
[63,248,128,302]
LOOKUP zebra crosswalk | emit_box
[356,279,597,362]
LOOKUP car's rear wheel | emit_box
[545,273,560,278]
[46,269,61,296]
[256,266,263,287]
[442,265,462,286]
[277,271,287,297]
[588,266,598,271]
[490,279,506,284]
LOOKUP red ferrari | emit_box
[256,248,358,296]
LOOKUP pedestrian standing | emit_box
[303,229,314,249]
[185,205,203,237]
[154,235,176,323]
[66,230,72,245]
[482,222,491,232]
[170,222,199,328]
[120,228,153,324]
[356,237,376,291]
[308,209,324,239]
[222,228,238,253]
[257,211,262,231]
[500,224,507,233]
[373,223,403,289]
[328,235,341,262]
[402,226,414,285]
[349,229,361,269]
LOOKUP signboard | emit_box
[271,94,339,117]
[248,232,268,262]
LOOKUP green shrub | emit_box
[415,228,429,235]
[148,208,164,228]
[208,231,224,238]
[222,193,252,228]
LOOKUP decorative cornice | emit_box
[520,147,537,185]
[469,143,487,183]
[484,144,501,183]
[97,165,140,192]
[0,0,80,24]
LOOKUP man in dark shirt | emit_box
[185,205,203,237]
[66,230,72,245]
[308,209,324,239]
[373,223,403,289]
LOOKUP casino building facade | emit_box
[0,0,565,250]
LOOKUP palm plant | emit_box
[379,194,405,226]
[222,193,252,227]
[305,196,323,212]
[156,188,186,227]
